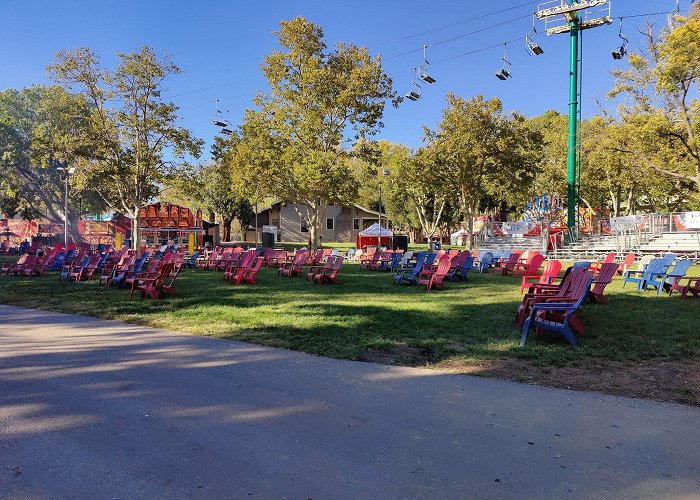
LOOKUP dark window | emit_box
[326,218,334,230]
[300,220,309,233]
[353,218,361,230]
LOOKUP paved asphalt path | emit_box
[1,304,698,499]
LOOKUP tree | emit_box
[425,94,539,247]
[608,7,700,200]
[48,46,203,248]
[238,17,396,249]
[0,85,104,242]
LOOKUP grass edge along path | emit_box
[0,261,697,406]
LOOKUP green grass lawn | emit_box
[1,258,698,404]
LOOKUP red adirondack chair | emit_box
[68,254,101,282]
[588,262,619,304]
[232,257,265,285]
[267,249,287,268]
[1,255,27,275]
[306,256,335,282]
[137,263,175,300]
[370,251,393,271]
[223,251,254,282]
[125,259,161,296]
[7,255,37,276]
[312,256,344,285]
[667,276,700,299]
[307,249,325,266]
[590,252,616,273]
[617,253,636,275]
[498,252,522,276]
[417,255,452,291]
[516,267,590,327]
[519,259,562,293]
[278,250,308,277]
[359,248,377,269]
[512,253,545,278]
[202,250,220,270]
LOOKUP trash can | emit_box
[392,235,408,252]
[261,231,275,248]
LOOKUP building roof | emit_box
[254,201,385,217]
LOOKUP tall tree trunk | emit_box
[222,218,232,242]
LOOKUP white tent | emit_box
[359,223,393,237]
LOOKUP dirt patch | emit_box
[359,345,437,367]
[434,357,700,406]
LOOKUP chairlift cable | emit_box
[392,0,540,42]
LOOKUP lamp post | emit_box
[55,164,75,248]
[381,169,391,249]
[377,179,383,250]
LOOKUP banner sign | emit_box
[502,222,531,234]
[684,211,700,229]
[610,215,643,232]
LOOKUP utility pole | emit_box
[536,0,612,238]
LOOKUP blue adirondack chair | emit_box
[381,252,403,272]
[448,255,474,282]
[185,250,200,269]
[490,249,503,266]
[62,249,77,264]
[112,253,149,288]
[346,248,356,260]
[520,272,594,347]
[60,255,89,281]
[475,251,493,273]
[96,243,107,253]
[622,258,669,292]
[394,255,426,285]
[572,261,590,270]
[662,253,677,265]
[642,258,685,294]
[664,259,694,295]
[424,252,438,267]
[49,251,67,271]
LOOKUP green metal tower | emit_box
[536,0,612,238]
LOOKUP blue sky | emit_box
[0,0,686,156]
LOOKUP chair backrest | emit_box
[400,251,414,264]
[479,251,493,268]
[540,260,562,282]
[189,251,199,264]
[505,252,522,267]
[434,256,452,277]
[501,249,512,259]
[410,255,426,274]
[622,252,636,268]
[347,248,356,258]
[602,251,616,264]
[87,254,101,267]
[591,263,619,293]
[249,257,264,273]
[634,255,653,271]
[425,253,438,266]
[668,259,693,277]
[77,255,90,268]
[572,261,590,270]
[661,252,677,264]
[643,258,670,277]
[568,272,594,308]
[462,256,474,270]
[447,249,459,259]
[332,256,344,270]
[526,254,546,274]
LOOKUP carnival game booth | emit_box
[139,203,203,247]
[356,223,392,249]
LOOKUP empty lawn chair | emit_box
[232,257,265,285]
[448,255,474,282]
[589,252,616,273]
[2,255,28,275]
[588,262,619,304]
[67,254,101,282]
[137,263,175,300]
[312,256,344,285]
[519,259,562,293]
[516,267,590,327]
[622,258,670,292]
[185,250,200,269]
[520,271,594,347]
[278,250,308,277]
[306,256,335,282]
[394,254,426,285]
[667,275,700,299]
[512,253,545,278]
[475,251,494,274]
[617,252,636,275]
[417,256,452,291]
[359,250,381,271]
[499,252,523,276]
[379,252,402,272]
[660,259,693,295]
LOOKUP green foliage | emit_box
[0,85,105,239]
[238,17,396,249]
[47,46,203,247]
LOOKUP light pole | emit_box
[377,179,382,250]
[56,164,75,248]
[381,169,391,249]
